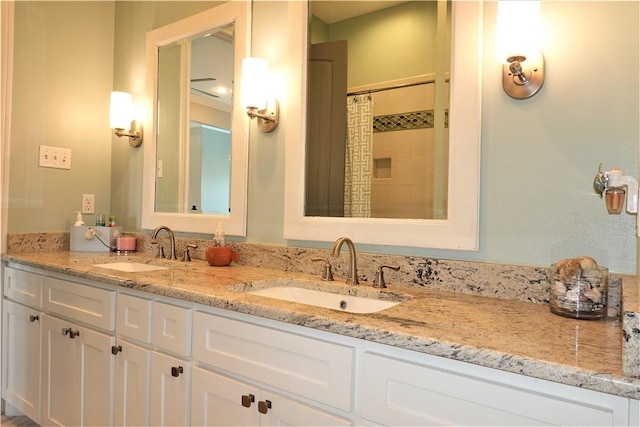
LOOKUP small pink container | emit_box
[116,236,137,252]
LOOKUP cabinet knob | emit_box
[62,327,79,338]
[29,314,39,322]
[258,399,272,414]
[111,345,122,355]
[171,366,184,377]
[241,394,255,408]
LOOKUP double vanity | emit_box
[2,248,640,426]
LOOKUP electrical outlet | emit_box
[39,145,71,170]
[82,194,95,214]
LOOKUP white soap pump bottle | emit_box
[74,211,85,227]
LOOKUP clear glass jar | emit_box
[549,265,608,320]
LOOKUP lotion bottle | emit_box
[214,222,226,247]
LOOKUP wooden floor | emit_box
[0,415,39,426]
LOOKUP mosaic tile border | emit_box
[373,109,449,133]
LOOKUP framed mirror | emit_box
[142,1,249,235]
[284,0,482,250]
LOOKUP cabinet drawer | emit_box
[193,311,354,411]
[116,293,152,343]
[361,352,630,426]
[4,267,43,308]
[43,277,115,330]
[151,301,192,356]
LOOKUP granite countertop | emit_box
[3,251,640,400]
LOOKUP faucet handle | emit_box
[311,257,334,281]
[182,244,198,262]
[373,264,400,288]
[150,240,165,258]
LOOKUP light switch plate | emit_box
[39,145,71,170]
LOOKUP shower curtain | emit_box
[344,94,372,217]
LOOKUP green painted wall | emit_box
[9,1,115,231]
[7,1,640,275]
[318,1,438,87]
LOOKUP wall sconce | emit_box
[240,57,279,133]
[109,91,143,147]
[496,0,544,99]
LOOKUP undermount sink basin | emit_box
[93,262,169,273]
[248,286,400,314]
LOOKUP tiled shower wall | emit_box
[369,79,449,219]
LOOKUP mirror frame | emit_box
[284,1,483,250]
[142,1,250,236]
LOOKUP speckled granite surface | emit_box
[3,249,640,401]
[7,231,607,304]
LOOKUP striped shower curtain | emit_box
[344,95,372,217]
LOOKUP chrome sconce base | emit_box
[114,119,143,147]
[502,52,545,99]
[246,99,279,133]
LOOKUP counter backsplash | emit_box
[5,231,640,377]
[5,231,622,307]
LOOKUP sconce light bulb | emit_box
[240,57,269,110]
[109,91,133,129]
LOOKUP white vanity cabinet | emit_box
[3,263,639,427]
[40,274,116,427]
[113,293,193,427]
[360,351,633,426]
[2,267,43,424]
[190,311,353,426]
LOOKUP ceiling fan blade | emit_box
[191,77,217,82]
[190,87,220,98]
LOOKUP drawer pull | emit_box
[258,400,272,414]
[241,394,255,408]
[111,345,122,355]
[171,366,184,377]
[29,314,39,322]
[62,327,80,339]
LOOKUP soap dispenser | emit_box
[74,211,85,227]
[214,222,226,247]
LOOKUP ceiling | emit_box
[311,1,408,24]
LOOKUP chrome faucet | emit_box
[331,237,359,285]
[151,225,177,260]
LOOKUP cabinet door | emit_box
[190,367,350,427]
[75,324,115,427]
[41,315,115,427]
[114,339,150,427]
[41,314,78,427]
[191,366,260,426]
[2,300,41,424]
[150,350,191,426]
[260,390,351,427]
